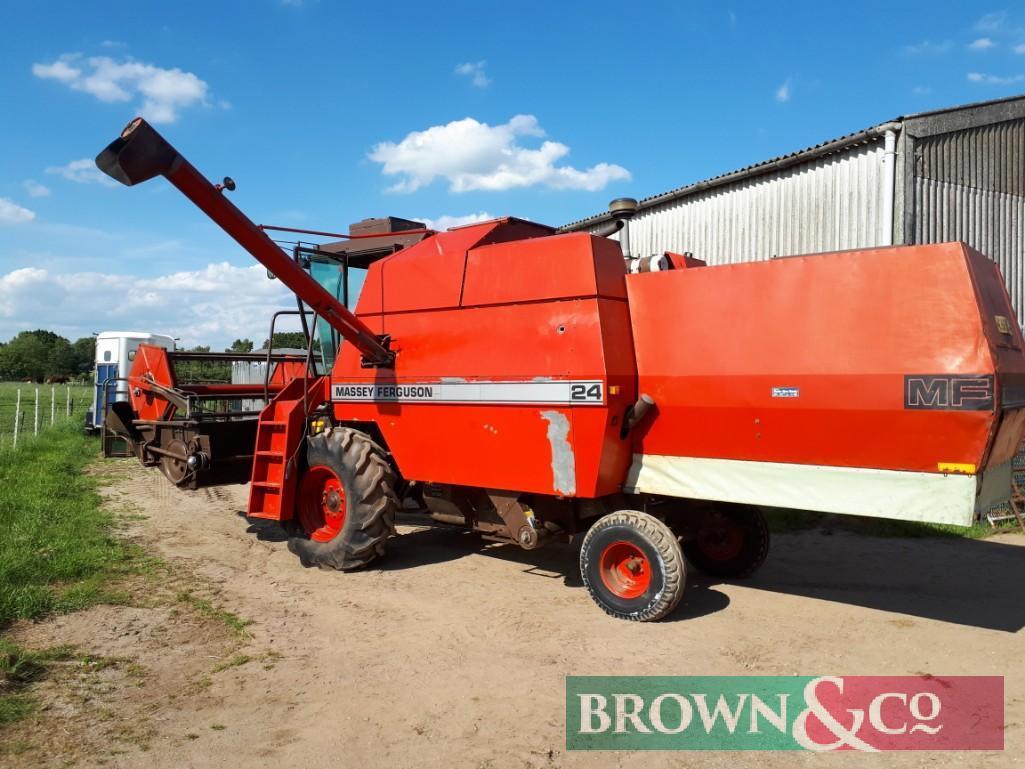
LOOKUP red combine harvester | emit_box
[96,118,1025,621]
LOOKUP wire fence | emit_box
[0,383,92,453]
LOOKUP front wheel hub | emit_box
[598,541,652,599]
[323,489,342,512]
[299,465,347,542]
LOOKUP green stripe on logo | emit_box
[567,676,813,750]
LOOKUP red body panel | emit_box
[626,242,1025,473]
[129,344,178,421]
[332,227,636,497]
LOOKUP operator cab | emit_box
[293,217,430,372]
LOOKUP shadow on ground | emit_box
[238,509,1025,631]
[747,529,1025,632]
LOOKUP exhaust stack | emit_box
[96,118,394,366]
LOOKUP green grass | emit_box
[0,639,75,682]
[0,382,93,444]
[763,507,1022,538]
[0,422,135,625]
[175,591,252,638]
[0,422,136,728]
[0,695,35,726]
[0,639,77,725]
[212,653,251,673]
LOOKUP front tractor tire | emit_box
[580,510,686,622]
[287,427,398,571]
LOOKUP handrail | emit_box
[263,309,315,404]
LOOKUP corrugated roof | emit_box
[560,94,1025,231]
[900,92,1025,121]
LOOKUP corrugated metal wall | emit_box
[232,359,268,413]
[597,141,889,264]
[578,111,1025,322]
[912,118,1025,322]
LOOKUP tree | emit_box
[45,338,76,378]
[0,330,63,381]
[227,338,254,353]
[174,344,230,383]
[261,332,308,351]
[71,337,96,376]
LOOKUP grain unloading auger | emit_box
[97,118,1025,621]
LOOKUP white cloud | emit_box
[0,199,35,225]
[32,57,81,83]
[22,180,51,198]
[913,85,933,95]
[419,212,494,231]
[369,114,630,194]
[969,37,997,50]
[775,79,791,103]
[903,40,954,55]
[0,262,295,348]
[455,61,491,88]
[100,40,127,49]
[46,158,119,187]
[975,11,1007,33]
[967,71,1025,84]
[32,53,210,123]
[1014,43,1025,54]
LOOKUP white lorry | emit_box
[85,331,175,431]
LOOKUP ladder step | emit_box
[248,375,326,521]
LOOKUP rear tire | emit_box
[287,427,398,570]
[681,503,769,579]
[580,510,686,622]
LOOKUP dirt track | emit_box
[11,461,1025,768]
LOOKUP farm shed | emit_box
[230,348,310,412]
[563,95,1025,324]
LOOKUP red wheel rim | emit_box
[697,512,744,561]
[298,465,346,543]
[598,541,652,599]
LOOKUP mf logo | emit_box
[904,375,994,411]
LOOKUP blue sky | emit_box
[2,1,1024,347]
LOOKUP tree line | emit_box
[0,330,95,382]
[0,331,314,383]
[173,335,311,383]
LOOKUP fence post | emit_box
[51,386,56,425]
[34,388,39,436]
[66,386,71,417]
[13,389,21,450]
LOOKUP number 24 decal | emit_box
[570,383,603,402]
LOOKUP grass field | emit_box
[764,506,1021,538]
[0,381,93,448]
[0,422,140,727]
[0,423,133,625]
